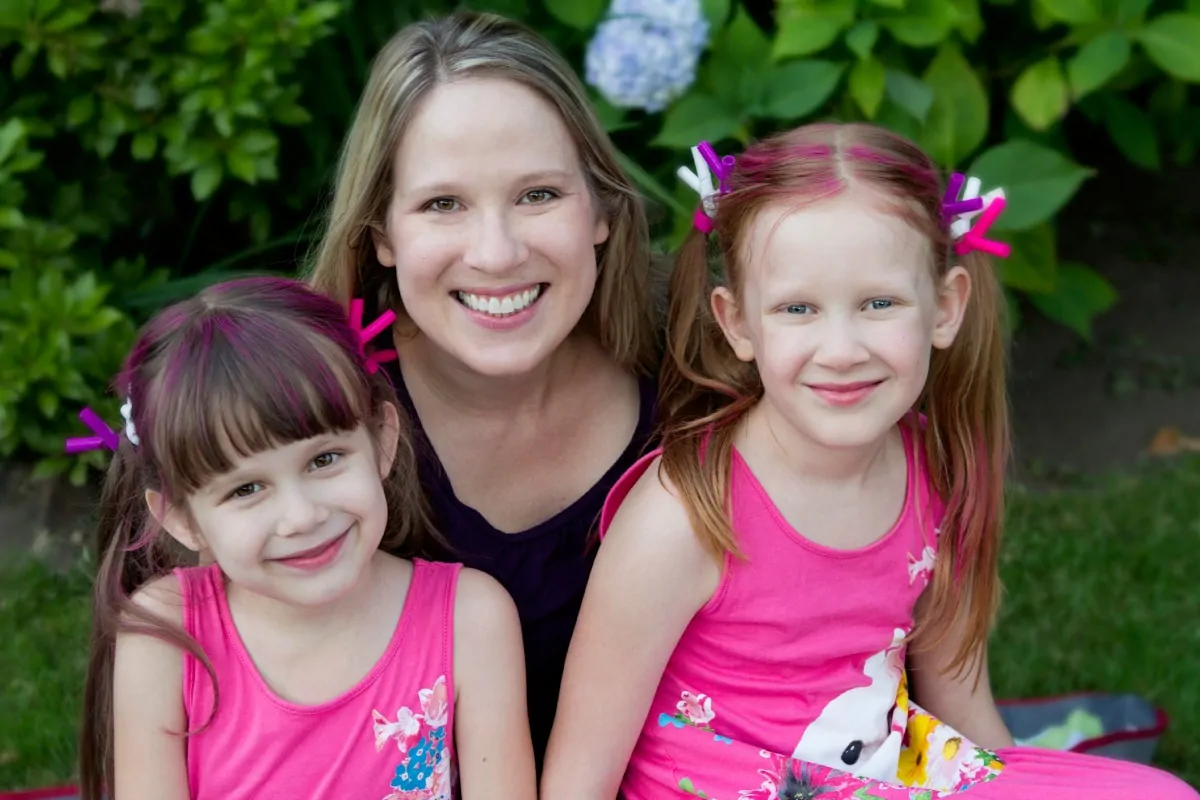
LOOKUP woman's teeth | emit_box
[456,285,542,317]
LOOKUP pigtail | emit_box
[79,443,217,800]
[659,227,760,560]
[916,247,1010,678]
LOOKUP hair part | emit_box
[306,10,660,375]
[659,123,1009,677]
[79,277,435,798]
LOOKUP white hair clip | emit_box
[120,397,139,447]
[676,140,735,233]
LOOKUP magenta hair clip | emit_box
[941,173,984,222]
[954,197,1011,258]
[65,407,120,454]
[349,299,399,374]
[696,141,735,192]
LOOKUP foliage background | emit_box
[2,0,1199,480]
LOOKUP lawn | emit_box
[1,456,1198,792]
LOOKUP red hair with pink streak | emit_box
[660,122,1009,680]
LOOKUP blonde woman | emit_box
[307,11,661,767]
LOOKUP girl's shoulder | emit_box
[125,570,189,626]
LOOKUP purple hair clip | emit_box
[65,407,120,454]
[941,173,984,223]
[677,140,737,233]
[349,299,398,374]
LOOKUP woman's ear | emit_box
[376,402,402,479]
[145,490,204,553]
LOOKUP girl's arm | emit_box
[113,576,190,800]
[541,460,722,800]
[453,568,537,800]
[908,589,1014,750]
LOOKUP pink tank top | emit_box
[601,424,1003,797]
[177,558,460,800]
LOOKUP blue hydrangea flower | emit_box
[585,0,710,113]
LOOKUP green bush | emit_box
[2,0,1198,474]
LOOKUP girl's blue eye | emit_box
[784,304,811,315]
[868,299,893,310]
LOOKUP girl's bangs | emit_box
[150,314,372,495]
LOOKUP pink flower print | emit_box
[419,675,449,729]
[907,546,936,587]
[373,706,422,753]
[678,691,716,726]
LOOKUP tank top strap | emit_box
[403,559,462,692]
[599,447,664,539]
[175,563,228,731]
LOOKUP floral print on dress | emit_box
[372,675,453,800]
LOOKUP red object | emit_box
[0,787,79,800]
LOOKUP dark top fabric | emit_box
[382,361,659,766]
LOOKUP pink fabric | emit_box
[600,425,1199,798]
[178,558,460,800]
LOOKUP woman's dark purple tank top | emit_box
[382,362,659,764]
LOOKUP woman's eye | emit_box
[521,188,558,204]
[868,299,894,310]
[426,198,459,213]
[784,303,811,315]
[311,452,341,470]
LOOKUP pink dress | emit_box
[177,558,460,800]
[601,425,1197,799]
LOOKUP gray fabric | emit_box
[998,693,1163,764]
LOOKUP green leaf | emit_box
[44,5,89,32]
[870,0,907,8]
[717,8,772,68]
[653,94,742,148]
[227,149,258,183]
[237,130,277,155]
[1034,0,1100,24]
[702,0,732,27]
[885,69,935,122]
[66,94,94,128]
[850,57,887,118]
[997,224,1058,293]
[1103,95,1160,169]
[951,0,984,41]
[917,43,989,166]
[968,140,1094,230]
[881,0,959,46]
[1011,56,1069,131]
[0,118,25,165]
[131,131,157,160]
[1067,31,1131,98]
[1026,261,1116,339]
[774,12,843,58]
[1113,0,1154,24]
[0,207,26,228]
[542,0,604,29]
[761,61,847,121]
[1133,13,1200,82]
[846,21,880,58]
[190,162,223,201]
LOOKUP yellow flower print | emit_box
[898,711,935,786]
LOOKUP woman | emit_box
[307,11,661,766]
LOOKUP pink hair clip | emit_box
[349,299,399,374]
[65,407,120,454]
[954,196,1011,259]
[696,141,736,191]
[677,140,737,233]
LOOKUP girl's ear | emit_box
[144,490,204,552]
[931,265,972,350]
[711,287,756,362]
[376,402,402,479]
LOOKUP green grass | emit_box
[1,457,1198,791]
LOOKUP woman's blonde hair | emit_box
[661,123,1010,677]
[307,11,659,375]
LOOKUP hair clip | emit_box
[676,141,736,233]
[349,299,399,374]
[65,407,120,454]
[954,196,1011,258]
[119,397,139,447]
[941,173,984,223]
[946,175,1005,240]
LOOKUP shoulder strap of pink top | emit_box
[598,447,664,540]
